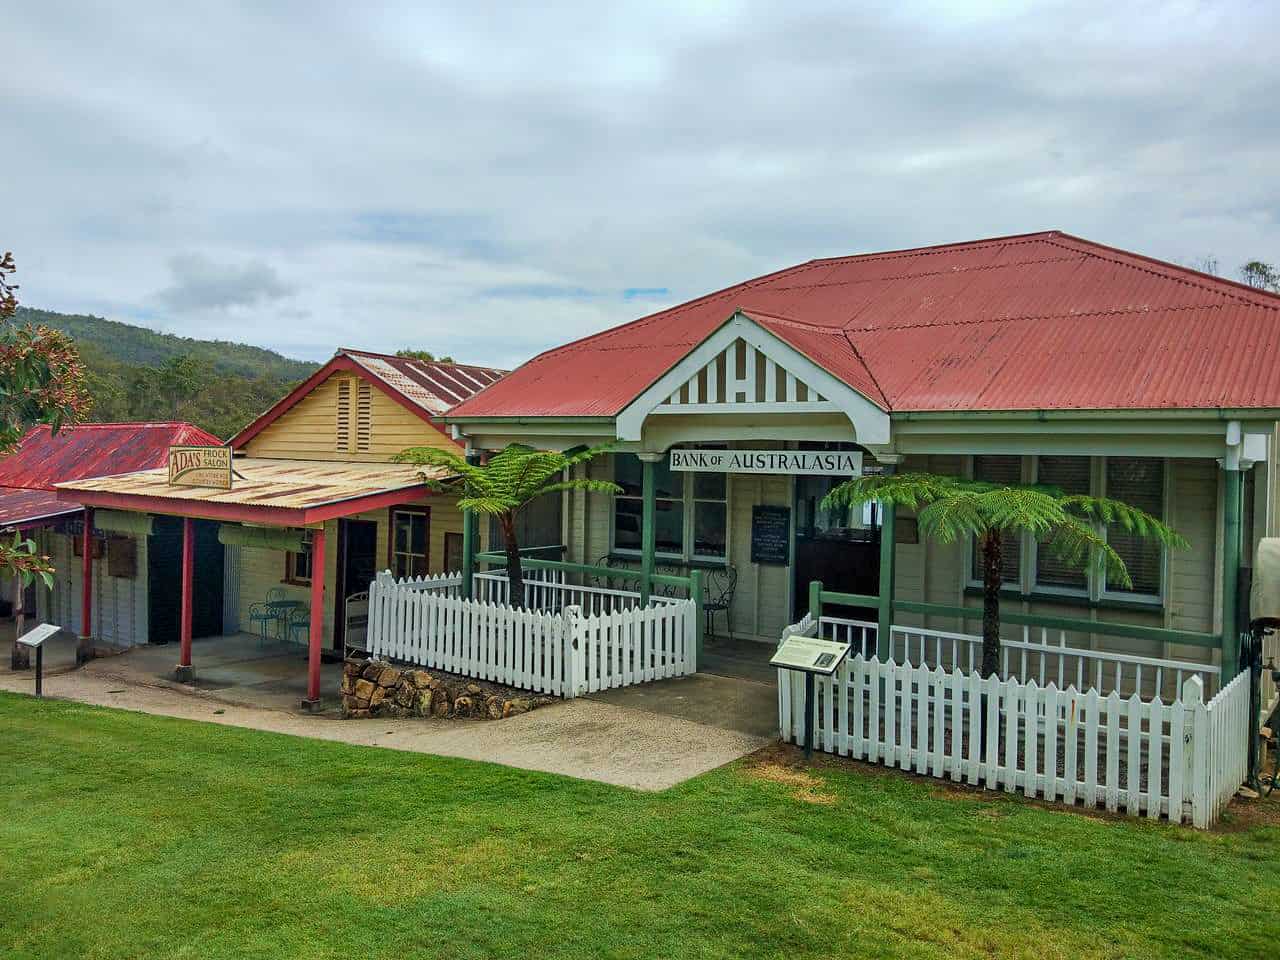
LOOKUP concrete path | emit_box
[0,656,771,791]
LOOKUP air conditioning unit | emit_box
[1252,538,1280,629]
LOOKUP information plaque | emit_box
[769,635,851,676]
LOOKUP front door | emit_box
[334,519,378,652]
[793,476,880,630]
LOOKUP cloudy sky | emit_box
[6,1,1279,369]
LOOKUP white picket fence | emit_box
[819,615,1220,702]
[778,642,1251,827]
[367,571,696,697]
[474,569,682,616]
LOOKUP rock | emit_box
[532,696,556,708]
[376,665,401,688]
[466,683,482,696]
[486,696,503,720]
[394,684,417,708]
[502,698,531,717]
[415,689,434,716]
[353,678,376,701]
[1238,785,1261,800]
[347,708,371,719]
[382,704,405,718]
[408,670,433,689]
[454,695,473,716]
[344,658,365,676]
[431,695,450,719]
[340,674,354,696]
[362,660,383,680]
[369,685,389,708]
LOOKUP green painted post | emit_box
[689,568,704,661]
[877,500,896,660]
[640,457,656,606]
[1221,468,1242,680]
[808,579,822,624]
[460,451,480,600]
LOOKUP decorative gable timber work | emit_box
[615,312,891,444]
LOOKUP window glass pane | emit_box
[693,471,726,501]
[614,454,642,497]
[409,514,427,555]
[693,502,727,558]
[1035,456,1089,590]
[972,456,1021,585]
[1106,458,1163,595]
[394,517,409,554]
[613,498,642,551]
[653,459,679,499]
[410,554,428,578]
[655,500,684,554]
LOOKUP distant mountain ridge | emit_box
[14,306,320,440]
[16,307,319,380]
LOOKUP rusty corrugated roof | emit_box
[0,421,220,527]
[448,231,1280,418]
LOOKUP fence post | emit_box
[689,568,704,664]
[562,604,582,698]
[808,580,822,624]
[1183,675,1208,828]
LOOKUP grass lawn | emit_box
[1,693,1278,959]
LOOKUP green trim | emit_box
[473,553,695,595]
[892,599,1219,649]
[807,586,1218,649]
[877,501,896,659]
[1222,469,1242,678]
[640,459,655,606]
[892,409,1280,421]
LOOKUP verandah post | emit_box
[639,454,659,606]
[77,505,94,664]
[688,568,704,662]
[304,525,327,708]
[877,501,896,662]
[1221,465,1242,681]
[175,516,194,682]
[460,451,481,599]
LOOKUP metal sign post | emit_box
[17,623,59,698]
[770,633,852,760]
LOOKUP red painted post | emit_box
[176,517,195,682]
[77,506,94,663]
[305,527,326,707]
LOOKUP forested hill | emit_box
[16,307,321,441]
[17,307,317,380]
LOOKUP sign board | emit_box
[670,448,862,477]
[750,505,790,565]
[769,635,851,676]
[17,623,59,649]
[168,445,232,490]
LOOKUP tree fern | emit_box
[394,443,619,608]
[823,472,1187,676]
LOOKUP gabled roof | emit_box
[447,231,1280,418]
[0,421,220,527]
[229,349,508,448]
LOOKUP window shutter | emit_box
[356,381,373,452]
[336,378,352,452]
[972,455,1021,586]
[1105,458,1163,596]
[1035,456,1090,590]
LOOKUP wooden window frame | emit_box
[283,531,314,586]
[388,505,431,579]
[610,451,730,564]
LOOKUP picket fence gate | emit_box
[778,651,1250,828]
[367,571,697,697]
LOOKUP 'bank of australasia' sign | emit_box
[168,445,233,490]
[669,448,862,477]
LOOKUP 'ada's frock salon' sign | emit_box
[669,448,862,477]
[168,445,233,490]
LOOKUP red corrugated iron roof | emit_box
[229,349,508,448]
[448,231,1280,418]
[0,421,220,527]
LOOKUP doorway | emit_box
[148,517,225,644]
[792,476,880,627]
[333,518,378,652]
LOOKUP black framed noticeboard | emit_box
[750,505,791,565]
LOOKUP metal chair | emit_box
[248,588,287,645]
[287,606,311,648]
[702,564,738,639]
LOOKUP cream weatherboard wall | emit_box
[232,498,483,648]
[41,529,148,647]
[240,371,456,461]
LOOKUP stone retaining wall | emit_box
[340,658,556,720]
